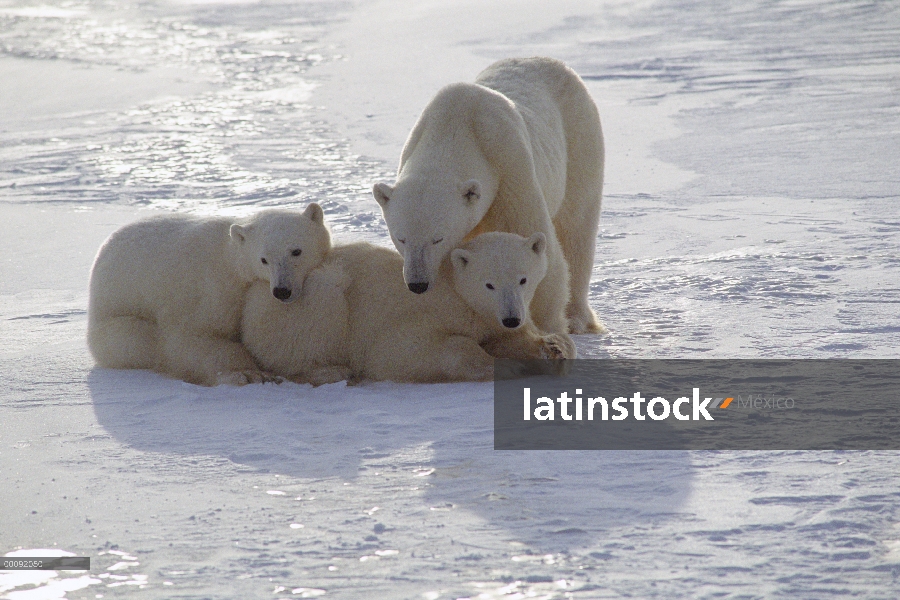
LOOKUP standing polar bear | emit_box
[87,205,330,386]
[373,56,605,335]
[242,231,574,385]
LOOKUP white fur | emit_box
[450,231,547,330]
[373,57,606,335]
[242,232,575,385]
[87,205,329,386]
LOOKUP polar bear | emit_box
[241,231,575,384]
[240,257,353,387]
[87,204,330,386]
[373,56,605,335]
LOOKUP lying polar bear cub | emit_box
[87,205,329,386]
[242,231,576,384]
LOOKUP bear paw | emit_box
[307,365,352,387]
[216,370,282,386]
[287,365,352,387]
[566,305,608,335]
[539,333,577,360]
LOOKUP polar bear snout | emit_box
[401,244,437,295]
[273,286,293,302]
[498,288,527,330]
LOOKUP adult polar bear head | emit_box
[372,81,532,295]
[450,231,548,330]
[373,168,498,295]
[229,204,330,303]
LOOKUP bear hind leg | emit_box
[88,315,160,370]
[158,331,271,386]
[439,335,495,382]
[365,334,494,383]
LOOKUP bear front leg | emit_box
[529,237,573,336]
[482,323,577,360]
[482,324,573,379]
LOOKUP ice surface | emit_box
[1,0,899,598]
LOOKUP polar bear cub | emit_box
[87,204,329,386]
[242,231,575,385]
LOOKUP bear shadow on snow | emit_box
[89,366,695,551]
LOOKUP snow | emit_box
[1,0,899,598]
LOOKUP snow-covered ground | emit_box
[2,0,900,598]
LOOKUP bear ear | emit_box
[304,203,324,224]
[450,248,471,272]
[373,182,393,207]
[526,232,546,256]
[460,180,481,205]
[230,224,248,244]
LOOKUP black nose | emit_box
[273,287,292,301]
[408,282,429,294]
[502,317,521,329]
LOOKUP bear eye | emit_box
[520,278,527,285]
[432,238,443,245]
[291,249,301,257]
[261,258,268,265]
[398,238,406,245]
[485,283,494,290]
